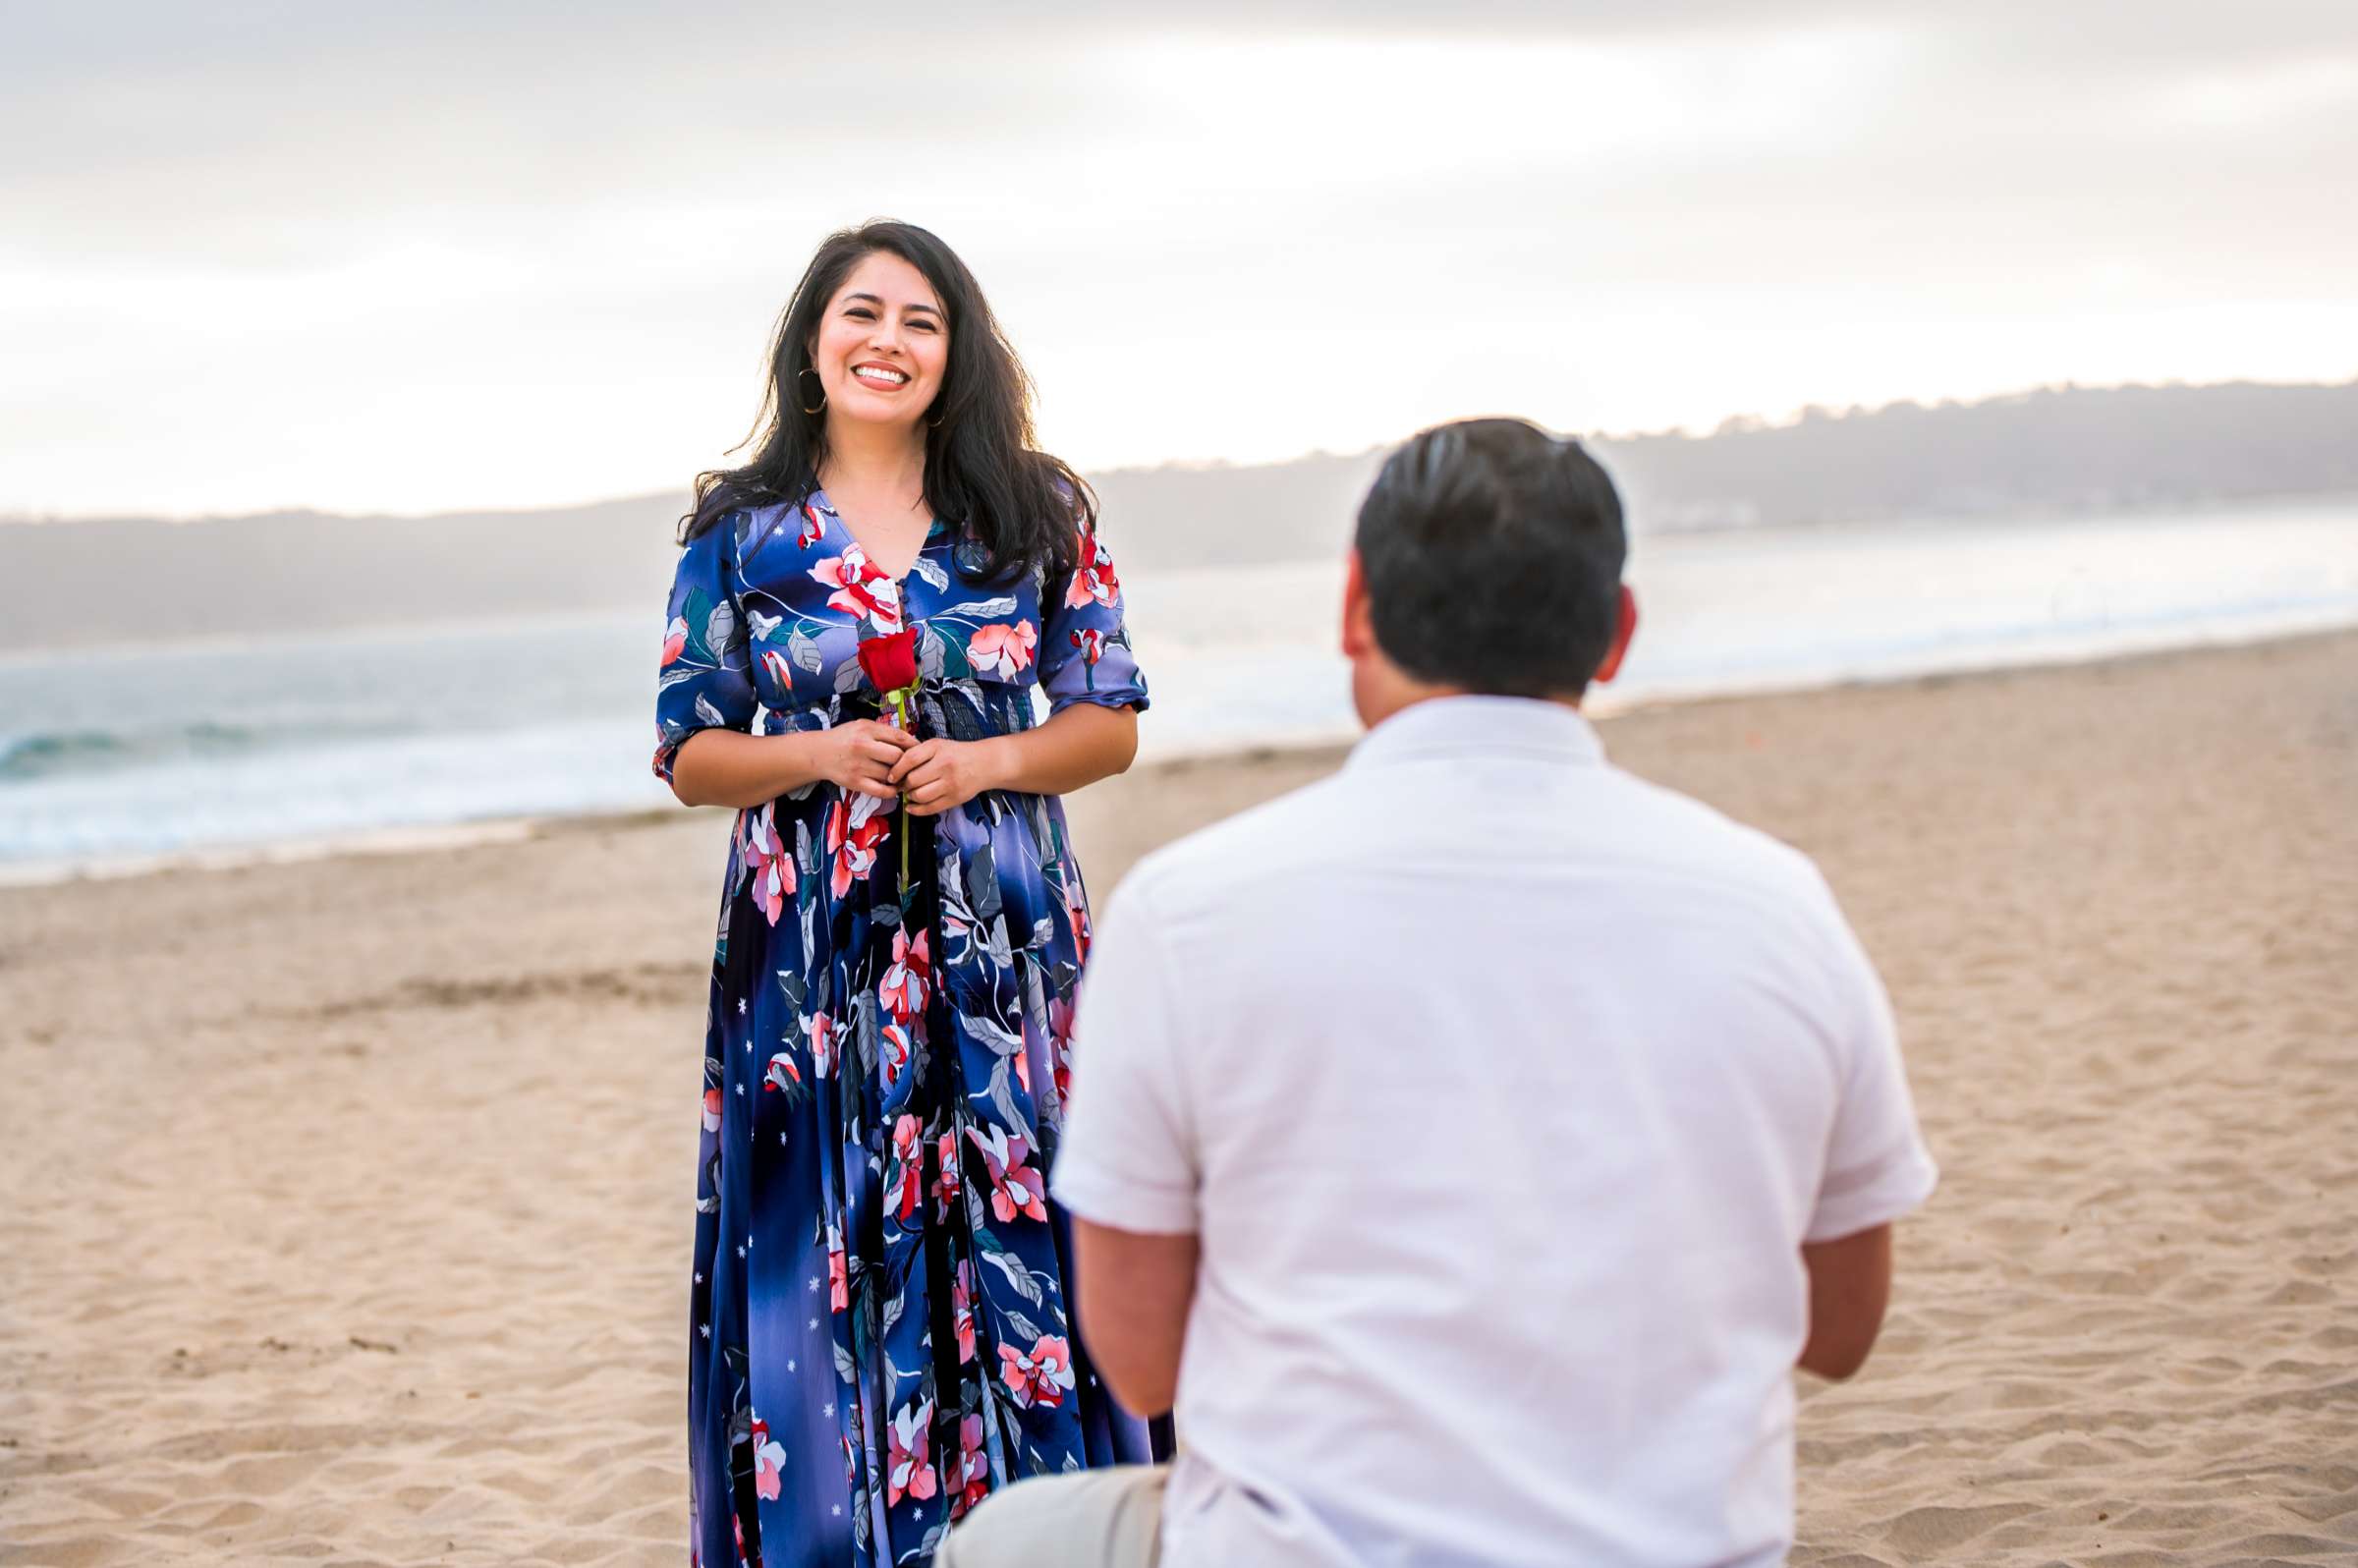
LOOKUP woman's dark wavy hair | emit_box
[679,219,1091,582]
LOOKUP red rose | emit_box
[858,628,921,696]
[855,626,926,887]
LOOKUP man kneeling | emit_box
[940,419,1938,1568]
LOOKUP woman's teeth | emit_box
[854,365,909,387]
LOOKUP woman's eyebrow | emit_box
[844,292,942,318]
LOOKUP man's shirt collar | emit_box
[1346,694,1606,772]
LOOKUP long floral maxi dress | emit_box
[653,492,1153,1568]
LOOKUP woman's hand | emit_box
[889,737,1011,817]
[817,720,919,800]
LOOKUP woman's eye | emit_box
[845,308,875,320]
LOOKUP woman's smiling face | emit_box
[810,250,949,435]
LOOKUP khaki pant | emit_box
[934,1464,1167,1568]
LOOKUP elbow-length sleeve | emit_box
[1038,528,1149,715]
[652,515,759,783]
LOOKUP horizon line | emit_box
[5,373,2352,530]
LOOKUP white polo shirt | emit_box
[1053,696,1937,1568]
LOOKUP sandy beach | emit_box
[3,631,2355,1567]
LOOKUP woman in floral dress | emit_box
[654,221,1153,1568]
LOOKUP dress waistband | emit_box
[761,682,1039,745]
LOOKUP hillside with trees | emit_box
[4,380,2351,652]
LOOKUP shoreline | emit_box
[6,621,2354,894]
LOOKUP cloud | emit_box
[1,1,2352,514]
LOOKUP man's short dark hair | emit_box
[1354,418,1628,698]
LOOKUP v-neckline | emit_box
[812,486,939,586]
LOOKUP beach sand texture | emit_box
[3,632,2354,1566]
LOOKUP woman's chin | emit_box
[830,397,928,436]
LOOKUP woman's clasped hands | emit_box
[815,719,916,800]
[888,735,1009,816]
[812,720,1007,816]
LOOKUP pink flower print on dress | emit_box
[950,1257,976,1363]
[997,1334,1076,1410]
[806,1011,835,1079]
[750,1415,787,1502]
[798,499,827,549]
[662,615,689,667]
[949,1412,990,1519]
[967,619,1038,676]
[878,926,929,1022]
[826,1221,849,1313]
[758,646,794,692]
[1055,870,1092,965]
[1046,997,1076,1105]
[1064,532,1120,609]
[824,794,891,899]
[932,1131,962,1219]
[879,1022,913,1091]
[888,1114,925,1222]
[1067,626,1106,691]
[742,805,794,925]
[702,1088,723,1133]
[763,1050,801,1092]
[809,541,903,631]
[965,1124,1047,1224]
[887,1398,938,1506]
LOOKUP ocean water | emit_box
[3,497,2354,878]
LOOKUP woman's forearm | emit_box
[668,729,832,810]
[676,704,1134,812]
[984,702,1139,798]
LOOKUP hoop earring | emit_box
[797,366,826,416]
[927,405,945,430]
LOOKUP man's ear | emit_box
[1592,584,1639,685]
[1341,550,1376,660]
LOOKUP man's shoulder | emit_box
[1116,770,1360,917]
[1607,765,1827,883]
[1604,766,1859,928]
[1113,752,1853,960]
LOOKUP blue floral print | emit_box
[655,491,1151,1568]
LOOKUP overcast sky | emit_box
[5,0,2354,517]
